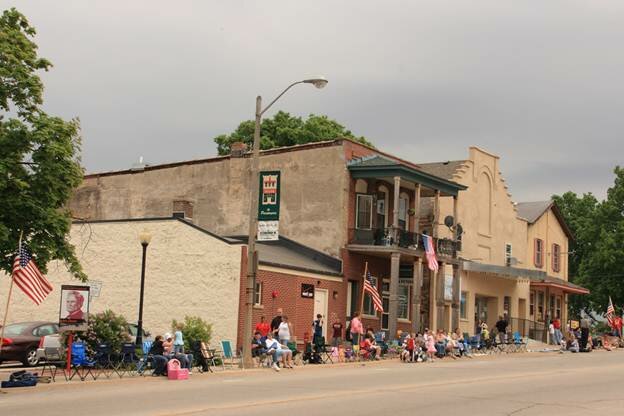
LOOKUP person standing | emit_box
[495,316,508,344]
[312,314,324,345]
[553,318,562,345]
[255,316,270,337]
[580,317,590,351]
[278,315,293,346]
[548,320,555,345]
[331,316,343,347]
[350,312,364,350]
[271,308,283,340]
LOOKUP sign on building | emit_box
[301,283,315,299]
[444,275,453,301]
[258,171,280,241]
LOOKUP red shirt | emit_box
[553,319,561,330]
[255,322,270,337]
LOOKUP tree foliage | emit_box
[214,111,374,155]
[553,166,624,316]
[172,315,213,351]
[0,8,86,280]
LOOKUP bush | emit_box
[171,316,212,351]
[62,310,131,355]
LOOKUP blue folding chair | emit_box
[220,340,237,368]
[137,340,154,376]
[70,342,96,381]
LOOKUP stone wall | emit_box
[0,219,242,349]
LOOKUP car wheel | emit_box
[23,348,39,367]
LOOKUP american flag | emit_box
[364,269,384,313]
[606,296,615,327]
[12,245,53,305]
[422,234,439,272]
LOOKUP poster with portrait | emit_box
[59,285,90,331]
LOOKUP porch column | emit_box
[436,261,446,331]
[451,263,461,330]
[411,258,423,333]
[393,176,401,243]
[433,190,441,238]
[429,265,437,331]
[388,252,401,339]
[545,286,551,344]
[413,184,421,235]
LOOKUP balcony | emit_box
[348,228,459,257]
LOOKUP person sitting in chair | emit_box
[265,332,294,370]
[251,332,268,361]
[148,335,169,376]
[164,333,194,373]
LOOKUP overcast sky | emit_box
[8,1,624,201]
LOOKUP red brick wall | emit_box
[237,247,346,350]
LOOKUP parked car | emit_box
[35,323,153,362]
[0,321,59,366]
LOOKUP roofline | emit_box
[516,201,575,241]
[83,139,344,179]
[71,217,240,244]
[259,260,343,277]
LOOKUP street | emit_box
[1,350,623,415]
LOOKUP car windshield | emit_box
[3,323,30,336]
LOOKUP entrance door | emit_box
[314,289,328,339]
[381,295,390,330]
[475,296,489,333]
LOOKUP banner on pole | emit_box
[258,220,279,241]
[258,171,280,221]
[59,285,90,332]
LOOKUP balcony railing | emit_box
[348,228,459,257]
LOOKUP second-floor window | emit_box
[534,238,544,268]
[505,243,512,267]
[398,195,409,230]
[552,243,561,272]
[254,282,263,306]
[356,194,373,229]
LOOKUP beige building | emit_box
[0,218,243,349]
[420,147,587,338]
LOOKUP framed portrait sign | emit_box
[59,285,90,331]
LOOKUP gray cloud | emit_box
[7,0,623,201]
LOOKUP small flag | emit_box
[12,245,53,305]
[606,297,615,328]
[364,269,384,313]
[422,234,439,272]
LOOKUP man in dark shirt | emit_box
[251,332,267,359]
[312,314,324,345]
[270,308,283,340]
[148,335,169,376]
[495,316,508,344]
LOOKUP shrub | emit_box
[171,316,212,351]
[62,310,131,355]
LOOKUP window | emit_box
[534,239,544,268]
[556,296,562,319]
[356,194,373,229]
[397,283,410,319]
[505,244,512,267]
[549,294,555,320]
[552,243,561,272]
[537,291,544,321]
[530,292,535,316]
[254,282,263,306]
[504,296,511,318]
[33,324,57,337]
[460,291,467,319]
[363,276,378,315]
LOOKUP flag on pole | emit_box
[606,296,615,328]
[364,268,384,313]
[422,234,439,272]
[12,245,53,305]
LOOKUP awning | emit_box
[530,277,590,295]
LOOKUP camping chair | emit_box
[314,336,334,364]
[69,342,96,381]
[513,332,527,353]
[287,341,302,366]
[40,347,68,382]
[374,332,389,357]
[358,340,374,361]
[219,340,237,368]
[116,342,141,378]
[93,343,116,379]
[192,341,214,373]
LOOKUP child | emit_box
[425,329,436,362]
[174,324,185,354]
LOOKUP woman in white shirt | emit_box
[278,315,293,345]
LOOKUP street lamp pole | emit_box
[136,230,152,348]
[241,77,328,369]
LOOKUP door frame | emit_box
[314,288,329,339]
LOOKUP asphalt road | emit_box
[1,350,623,416]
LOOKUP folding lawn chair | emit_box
[40,347,68,382]
[513,331,527,352]
[219,340,237,368]
[69,342,96,381]
[93,343,117,379]
[115,342,141,378]
[314,336,334,364]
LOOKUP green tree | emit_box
[0,8,86,281]
[553,166,624,316]
[214,111,374,155]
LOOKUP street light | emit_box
[241,77,328,368]
[136,229,152,348]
